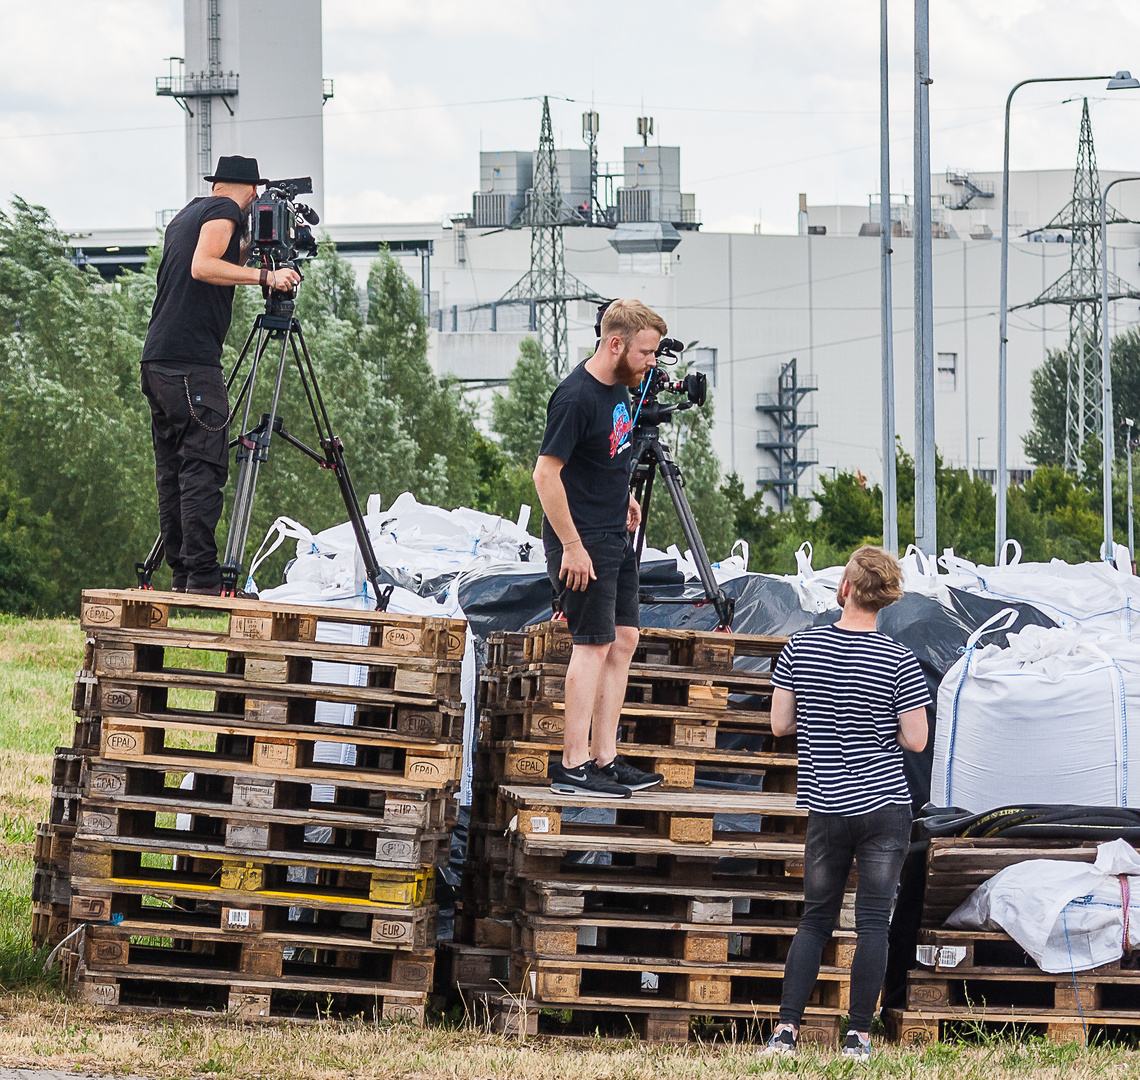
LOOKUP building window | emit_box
[937,352,957,392]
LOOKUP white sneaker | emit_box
[761,1024,798,1055]
[842,1031,872,1062]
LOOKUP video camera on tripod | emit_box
[631,337,707,430]
[249,177,320,269]
[595,309,734,630]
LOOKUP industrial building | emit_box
[68,0,1140,505]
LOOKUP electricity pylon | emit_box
[1019,99,1140,469]
[499,97,600,375]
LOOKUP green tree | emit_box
[0,472,60,614]
[491,337,556,466]
[813,469,882,550]
[0,197,157,611]
[1025,330,1140,467]
[360,249,481,508]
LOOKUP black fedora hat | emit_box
[203,155,266,185]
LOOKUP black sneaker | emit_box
[598,755,664,792]
[549,759,631,798]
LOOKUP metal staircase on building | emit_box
[755,359,818,510]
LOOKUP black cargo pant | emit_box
[779,804,912,1033]
[140,361,230,590]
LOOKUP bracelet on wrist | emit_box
[565,538,583,547]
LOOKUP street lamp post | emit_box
[995,71,1139,564]
[977,434,985,476]
[879,0,898,554]
[913,0,936,558]
[1100,176,1140,563]
[1126,418,1136,565]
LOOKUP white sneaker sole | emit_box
[549,782,632,798]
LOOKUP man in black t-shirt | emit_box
[532,298,667,797]
[140,155,299,595]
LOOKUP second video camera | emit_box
[633,336,707,428]
[250,177,320,267]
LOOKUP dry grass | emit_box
[3,616,1140,1077]
[1,991,1138,1080]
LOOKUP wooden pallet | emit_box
[80,588,465,661]
[478,741,796,792]
[70,884,437,948]
[81,674,463,736]
[95,716,463,791]
[73,971,427,1023]
[76,800,450,869]
[69,840,437,910]
[79,921,435,988]
[514,912,855,968]
[84,758,453,826]
[921,838,1101,927]
[485,664,773,712]
[885,1006,1140,1047]
[519,622,786,668]
[496,784,806,842]
[466,989,841,1044]
[905,964,1140,1014]
[516,875,854,925]
[84,638,463,701]
[439,940,512,991]
[509,954,850,1009]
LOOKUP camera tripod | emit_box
[629,423,735,632]
[137,286,390,609]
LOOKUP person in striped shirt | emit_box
[762,545,931,1061]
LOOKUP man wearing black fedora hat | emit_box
[139,155,301,596]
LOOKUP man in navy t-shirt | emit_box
[533,299,667,798]
[762,545,931,1061]
[140,155,299,595]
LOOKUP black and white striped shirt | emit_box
[772,624,931,815]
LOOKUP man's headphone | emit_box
[594,299,614,339]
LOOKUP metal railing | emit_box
[156,73,238,98]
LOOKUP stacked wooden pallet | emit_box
[447,620,856,1045]
[30,747,88,949]
[47,588,466,1023]
[886,837,1140,1046]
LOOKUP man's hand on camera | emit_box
[559,541,596,592]
[626,495,642,534]
[269,267,301,291]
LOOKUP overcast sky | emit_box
[3,0,1140,234]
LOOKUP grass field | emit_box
[2,615,1140,1078]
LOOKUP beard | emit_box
[614,342,639,387]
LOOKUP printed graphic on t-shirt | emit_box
[609,401,632,458]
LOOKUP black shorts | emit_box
[545,531,640,645]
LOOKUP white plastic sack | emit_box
[939,542,1140,640]
[946,838,1140,972]
[932,615,1140,811]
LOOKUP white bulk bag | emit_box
[932,614,1140,811]
[939,541,1140,640]
[946,838,1140,973]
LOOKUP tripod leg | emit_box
[648,440,735,630]
[290,325,392,610]
[631,455,655,562]
[136,534,165,588]
[221,327,288,592]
